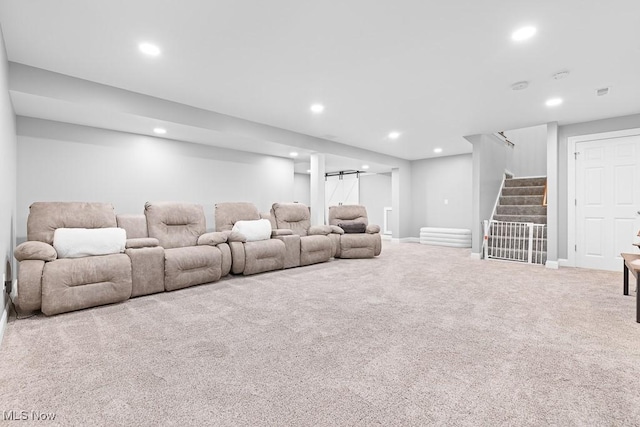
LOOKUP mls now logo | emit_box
[2,410,57,421]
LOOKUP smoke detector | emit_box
[511,81,529,91]
[596,87,610,96]
[552,70,570,80]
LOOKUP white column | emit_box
[546,122,559,269]
[391,165,412,241]
[310,153,326,226]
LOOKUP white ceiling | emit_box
[1,0,639,166]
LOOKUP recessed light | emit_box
[153,127,167,135]
[511,26,537,42]
[289,152,299,157]
[545,98,563,107]
[434,148,443,153]
[388,131,401,140]
[362,165,370,170]
[139,42,161,56]
[310,104,325,114]
[306,169,311,173]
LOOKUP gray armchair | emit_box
[328,205,382,258]
[270,202,333,266]
[14,202,132,315]
[144,202,230,291]
[214,202,286,275]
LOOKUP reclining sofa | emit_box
[328,205,382,258]
[14,202,133,315]
[144,202,230,290]
[214,202,286,275]
[270,202,333,267]
[13,201,382,316]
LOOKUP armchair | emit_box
[144,202,230,291]
[14,202,132,315]
[214,202,286,275]
[328,205,382,258]
[270,202,333,266]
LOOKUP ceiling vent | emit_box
[596,87,610,96]
[510,81,529,91]
[552,70,570,80]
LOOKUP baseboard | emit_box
[470,252,482,260]
[545,260,559,269]
[381,234,392,241]
[390,237,420,244]
[558,258,570,267]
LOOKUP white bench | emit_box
[419,227,471,248]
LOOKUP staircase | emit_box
[486,176,547,264]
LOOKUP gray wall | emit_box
[557,113,640,259]
[359,173,392,230]
[16,118,295,240]
[0,28,17,341]
[410,154,473,235]
[470,134,508,253]
[504,124,547,177]
[293,173,310,206]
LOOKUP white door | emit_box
[325,175,359,208]
[575,135,640,270]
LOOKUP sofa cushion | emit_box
[271,203,311,236]
[338,222,367,234]
[215,202,260,232]
[232,219,272,242]
[145,202,206,249]
[53,227,126,258]
[41,254,132,315]
[27,202,117,245]
[328,205,369,227]
[164,246,221,291]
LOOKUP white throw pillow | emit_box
[231,219,272,242]
[53,227,126,258]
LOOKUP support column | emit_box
[546,122,559,269]
[391,165,412,241]
[310,153,326,226]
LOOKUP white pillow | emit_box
[231,219,272,242]
[53,227,126,258]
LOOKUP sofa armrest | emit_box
[308,225,332,236]
[125,238,160,249]
[272,229,293,237]
[197,232,228,246]
[329,225,345,235]
[366,224,381,234]
[222,230,247,243]
[15,241,57,262]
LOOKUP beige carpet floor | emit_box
[1,242,639,426]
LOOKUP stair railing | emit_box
[489,173,508,224]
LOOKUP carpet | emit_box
[1,242,639,426]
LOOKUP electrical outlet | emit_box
[3,273,11,295]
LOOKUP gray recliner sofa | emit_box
[270,202,333,267]
[14,202,133,315]
[214,202,286,275]
[144,202,230,291]
[328,205,382,258]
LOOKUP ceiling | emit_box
[1,0,639,170]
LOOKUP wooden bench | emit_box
[621,253,640,323]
